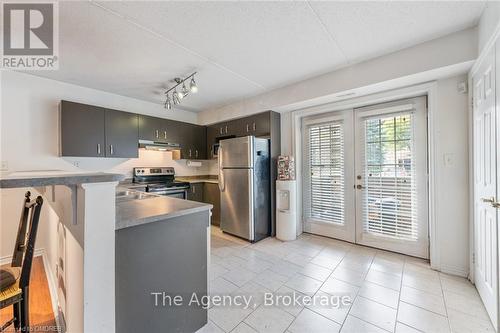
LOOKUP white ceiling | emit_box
[29,1,485,112]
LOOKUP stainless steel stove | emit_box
[133,167,190,199]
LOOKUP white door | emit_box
[302,98,429,258]
[303,110,356,242]
[354,97,429,258]
[473,44,498,330]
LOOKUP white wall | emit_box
[433,75,470,275]
[0,70,216,178]
[478,2,500,54]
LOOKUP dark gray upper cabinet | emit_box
[105,109,138,158]
[138,115,169,143]
[240,112,270,137]
[60,101,106,157]
[61,101,139,158]
[179,123,206,160]
[206,126,219,159]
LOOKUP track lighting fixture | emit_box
[163,72,198,109]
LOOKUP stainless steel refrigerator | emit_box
[218,136,270,242]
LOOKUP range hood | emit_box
[138,139,180,151]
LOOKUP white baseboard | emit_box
[0,248,45,265]
[40,249,62,330]
[440,264,469,278]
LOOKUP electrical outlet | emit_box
[73,161,80,168]
[0,160,8,171]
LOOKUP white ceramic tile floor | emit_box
[198,227,494,333]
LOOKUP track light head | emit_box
[190,76,198,93]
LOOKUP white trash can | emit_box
[276,180,297,241]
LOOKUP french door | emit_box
[303,97,429,258]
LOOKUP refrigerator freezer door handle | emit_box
[218,146,225,192]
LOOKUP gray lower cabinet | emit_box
[203,183,220,226]
[105,109,138,158]
[188,183,204,202]
[116,211,209,333]
[60,101,106,157]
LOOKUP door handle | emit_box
[110,144,114,155]
[493,202,500,208]
[481,197,495,203]
[356,184,365,190]
[97,143,101,155]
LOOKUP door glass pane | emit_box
[362,114,417,240]
[308,121,345,224]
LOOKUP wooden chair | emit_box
[0,191,43,332]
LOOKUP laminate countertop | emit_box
[0,170,124,188]
[115,190,212,230]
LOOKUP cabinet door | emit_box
[177,122,194,159]
[203,183,220,226]
[60,101,105,157]
[139,115,164,142]
[206,126,218,159]
[164,119,182,143]
[239,117,255,137]
[193,126,207,159]
[105,109,139,158]
[188,183,204,202]
[251,112,271,136]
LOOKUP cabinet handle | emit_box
[253,122,256,131]
[225,125,228,134]
[246,124,249,132]
[195,150,199,158]
[97,144,101,155]
[220,127,223,135]
[189,149,192,157]
[110,144,114,155]
[164,131,167,139]
[192,186,195,194]
[155,130,159,139]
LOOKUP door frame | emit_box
[290,82,441,269]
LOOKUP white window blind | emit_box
[361,112,418,240]
[307,121,345,225]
